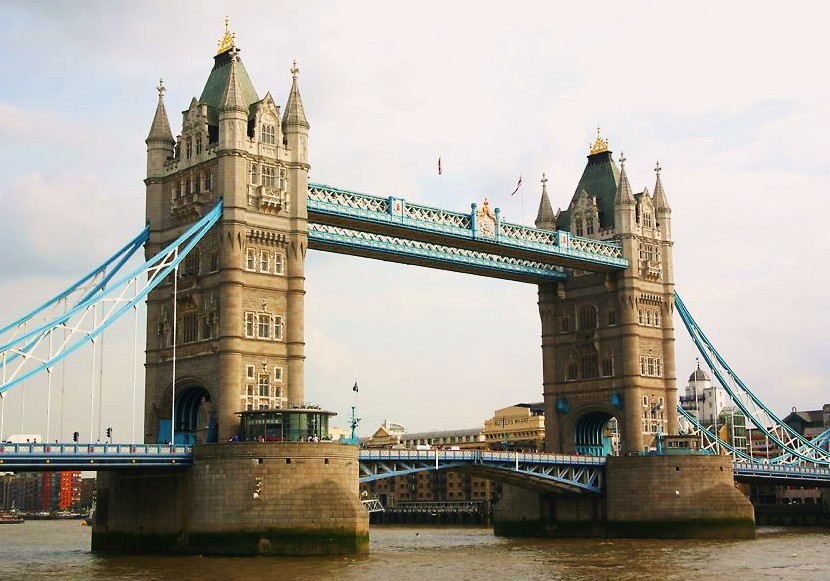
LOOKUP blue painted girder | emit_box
[307,183,627,281]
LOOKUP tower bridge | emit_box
[1,23,826,555]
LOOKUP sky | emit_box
[0,0,828,442]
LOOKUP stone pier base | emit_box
[494,455,755,539]
[92,442,369,555]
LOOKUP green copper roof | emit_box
[557,150,620,231]
[199,51,260,125]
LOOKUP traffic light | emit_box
[72,431,79,442]
[106,427,112,439]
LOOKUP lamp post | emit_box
[349,380,361,444]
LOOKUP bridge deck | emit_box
[0,443,192,470]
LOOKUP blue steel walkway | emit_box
[0,442,192,470]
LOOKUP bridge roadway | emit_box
[2,445,829,490]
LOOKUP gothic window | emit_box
[560,315,570,333]
[258,374,271,397]
[647,357,655,376]
[244,312,256,338]
[654,311,661,327]
[208,250,219,272]
[246,365,256,381]
[578,305,597,330]
[638,309,644,325]
[245,248,256,271]
[586,217,594,235]
[261,124,276,145]
[261,165,276,187]
[273,315,284,341]
[640,356,646,375]
[575,218,584,237]
[186,177,193,195]
[273,367,283,382]
[646,311,652,326]
[249,162,258,185]
[656,359,662,377]
[182,313,198,343]
[607,310,617,326]
[196,135,202,155]
[200,314,214,340]
[205,171,212,191]
[273,252,285,275]
[581,354,599,379]
[566,360,578,381]
[258,314,271,339]
[183,249,199,276]
[260,249,271,273]
[279,167,287,190]
[602,355,614,377]
[186,137,193,159]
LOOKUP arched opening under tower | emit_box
[166,385,217,445]
[574,412,618,456]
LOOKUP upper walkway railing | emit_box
[0,442,192,470]
[307,183,628,276]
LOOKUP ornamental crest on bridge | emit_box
[476,198,497,238]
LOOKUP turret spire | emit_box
[146,78,174,144]
[652,161,670,211]
[535,173,557,230]
[220,50,248,113]
[615,152,635,204]
[283,60,309,130]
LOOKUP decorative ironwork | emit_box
[308,223,567,281]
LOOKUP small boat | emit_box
[0,513,24,524]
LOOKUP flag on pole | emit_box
[438,157,442,175]
[510,175,523,196]
[353,381,359,393]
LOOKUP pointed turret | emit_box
[220,53,248,114]
[652,161,670,211]
[535,173,557,230]
[653,161,672,240]
[283,61,310,131]
[613,152,637,236]
[146,79,175,178]
[614,153,635,205]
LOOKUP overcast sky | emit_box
[0,1,827,441]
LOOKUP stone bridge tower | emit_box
[536,132,677,454]
[143,24,309,443]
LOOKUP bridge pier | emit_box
[92,442,369,555]
[494,455,755,539]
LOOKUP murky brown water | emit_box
[0,521,828,580]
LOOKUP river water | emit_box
[1,521,828,580]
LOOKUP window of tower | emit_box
[262,124,276,145]
[260,249,271,273]
[186,137,192,159]
[644,213,652,228]
[578,305,597,330]
[640,356,647,375]
[566,360,578,381]
[245,248,257,271]
[647,357,655,376]
[258,314,271,339]
[586,217,594,235]
[249,162,258,184]
[274,252,285,275]
[602,355,614,377]
[273,366,283,383]
[273,315,284,341]
[575,218,584,237]
[258,374,271,397]
[279,168,287,191]
[607,310,617,326]
[261,165,276,187]
[559,316,570,333]
[205,171,212,191]
[245,312,256,338]
[581,354,599,379]
[196,135,202,155]
[182,312,198,343]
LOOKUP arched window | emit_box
[578,305,597,330]
[575,218,584,237]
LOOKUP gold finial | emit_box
[216,16,237,55]
[290,60,300,79]
[156,78,165,97]
[589,125,610,155]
